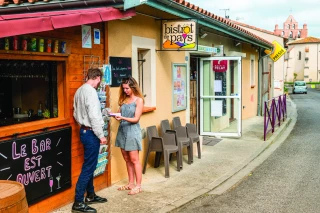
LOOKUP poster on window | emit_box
[172,63,187,112]
[82,25,92,48]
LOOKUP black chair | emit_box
[143,125,180,178]
[173,116,201,162]
[161,119,192,169]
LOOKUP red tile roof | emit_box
[172,0,272,47]
[289,37,320,44]
[231,20,277,36]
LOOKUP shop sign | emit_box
[264,40,286,62]
[215,45,224,56]
[162,20,197,51]
[213,60,228,72]
[198,45,217,53]
[0,127,71,205]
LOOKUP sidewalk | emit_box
[53,98,296,213]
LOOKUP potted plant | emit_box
[42,109,50,119]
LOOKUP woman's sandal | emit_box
[117,183,134,191]
[128,186,142,195]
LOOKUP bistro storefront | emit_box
[0,3,134,213]
[0,0,274,212]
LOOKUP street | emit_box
[172,88,320,213]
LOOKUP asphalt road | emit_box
[172,89,320,213]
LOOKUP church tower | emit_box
[274,15,308,39]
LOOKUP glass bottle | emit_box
[37,101,42,117]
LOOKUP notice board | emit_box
[172,63,187,112]
[0,127,72,205]
[109,57,132,87]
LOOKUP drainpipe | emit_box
[317,44,319,82]
[257,48,273,116]
[0,0,123,14]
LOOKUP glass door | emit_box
[200,57,242,137]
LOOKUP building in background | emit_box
[286,37,320,82]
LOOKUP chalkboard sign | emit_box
[109,57,132,87]
[0,127,72,205]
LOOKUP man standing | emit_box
[72,68,108,213]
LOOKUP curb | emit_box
[165,100,297,213]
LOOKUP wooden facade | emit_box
[0,22,111,213]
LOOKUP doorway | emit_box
[189,54,210,132]
[199,56,242,137]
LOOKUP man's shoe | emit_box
[85,193,108,204]
[72,201,97,213]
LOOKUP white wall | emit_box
[287,43,320,82]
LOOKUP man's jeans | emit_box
[75,128,100,202]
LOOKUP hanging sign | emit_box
[162,20,197,51]
[264,40,286,62]
[213,60,228,72]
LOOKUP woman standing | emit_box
[114,77,144,195]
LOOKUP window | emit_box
[289,31,293,38]
[298,31,301,38]
[137,49,151,99]
[292,24,295,29]
[132,36,156,107]
[294,81,306,86]
[287,24,290,29]
[0,60,58,127]
[282,31,285,36]
[298,51,301,60]
[250,55,255,87]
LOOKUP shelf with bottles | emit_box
[0,35,70,56]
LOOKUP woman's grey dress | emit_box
[115,101,142,151]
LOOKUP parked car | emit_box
[293,81,307,94]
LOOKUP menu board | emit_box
[172,63,187,112]
[0,127,71,205]
[109,57,132,87]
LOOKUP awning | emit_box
[0,7,135,38]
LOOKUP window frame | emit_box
[0,53,70,139]
[132,36,156,109]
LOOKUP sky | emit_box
[187,0,320,37]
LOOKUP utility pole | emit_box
[220,8,230,19]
